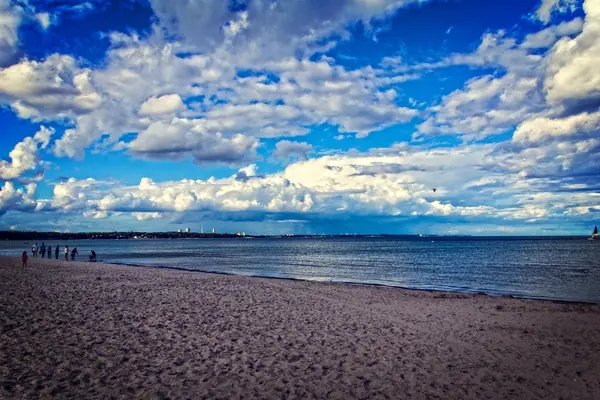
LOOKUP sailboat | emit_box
[589,225,599,241]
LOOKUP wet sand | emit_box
[1,255,599,399]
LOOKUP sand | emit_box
[1,255,599,399]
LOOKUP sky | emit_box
[0,0,599,235]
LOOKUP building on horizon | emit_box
[185,227,191,233]
[178,229,182,233]
[212,228,215,234]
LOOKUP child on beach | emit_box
[22,251,28,267]
[64,245,69,261]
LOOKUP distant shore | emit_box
[1,255,599,399]
[0,231,589,241]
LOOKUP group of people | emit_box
[29,242,77,260]
[22,243,96,267]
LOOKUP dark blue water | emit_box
[2,237,599,303]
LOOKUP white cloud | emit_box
[2,133,597,227]
[416,0,600,142]
[521,18,583,49]
[83,210,109,219]
[234,164,258,182]
[0,126,55,180]
[0,0,23,66]
[132,212,164,221]
[0,55,102,119]
[513,110,600,143]
[35,12,52,30]
[409,31,543,73]
[127,118,260,164]
[47,178,103,212]
[272,140,314,162]
[0,181,37,215]
[29,144,540,220]
[0,19,419,161]
[544,0,600,108]
[139,94,185,116]
[535,0,579,24]
[148,0,428,61]
[417,73,546,140]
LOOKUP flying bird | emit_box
[433,188,437,193]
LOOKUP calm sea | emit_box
[2,237,599,303]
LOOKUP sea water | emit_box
[2,237,599,303]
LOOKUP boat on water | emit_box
[589,225,599,241]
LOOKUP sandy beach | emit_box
[1,255,599,399]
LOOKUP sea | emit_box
[1,237,599,303]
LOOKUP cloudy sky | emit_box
[0,0,599,235]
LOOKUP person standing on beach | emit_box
[64,245,69,261]
[55,246,59,260]
[40,242,46,258]
[71,247,78,261]
[22,251,28,267]
[47,245,52,259]
[32,243,38,258]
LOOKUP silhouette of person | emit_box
[55,246,59,260]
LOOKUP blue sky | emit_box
[0,0,599,235]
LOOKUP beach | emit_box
[1,256,599,399]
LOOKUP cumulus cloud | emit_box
[234,164,258,182]
[139,94,185,116]
[416,0,600,142]
[31,141,596,222]
[83,210,109,219]
[271,140,314,162]
[513,110,600,143]
[544,0,600,110]
[132,212,164,221]
[0,126,55,181]
[0,181,37,216]
[3,134,599,228]
[46,178,105,212]
[416,73,546,140]
[521,18,583,49]
[148,0,428,61]
[0,15,419,161]
[127,118,260,164]
[0,0,23,66]
[0,54,102,119]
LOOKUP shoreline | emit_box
[3,254,598,305]
[2,255,600,398]
[108,260,599,306]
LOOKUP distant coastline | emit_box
[0,231,588,241]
